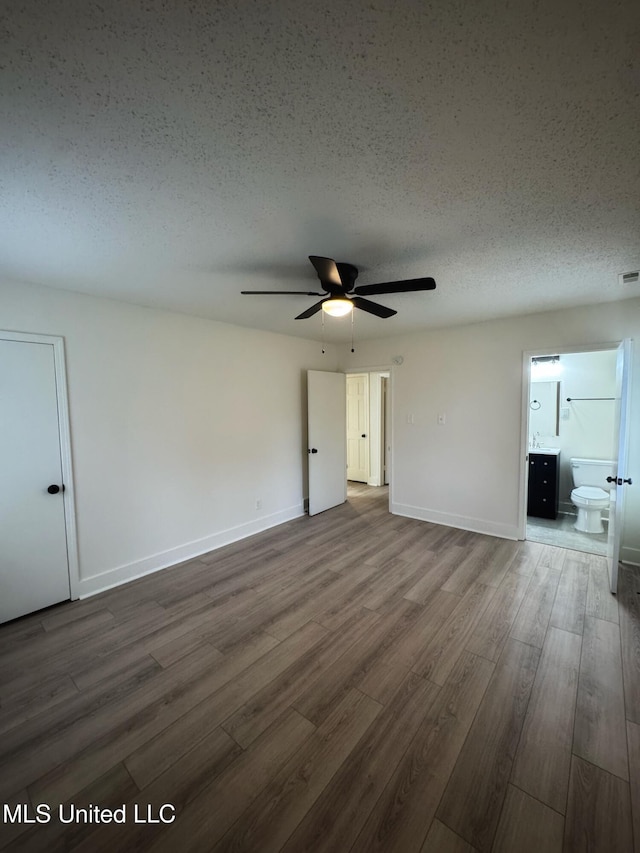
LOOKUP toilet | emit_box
[570,458,615,534]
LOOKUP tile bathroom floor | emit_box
[526,513,608,556]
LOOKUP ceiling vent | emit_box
[619,270,639,285]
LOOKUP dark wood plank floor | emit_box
[1,483,638,852]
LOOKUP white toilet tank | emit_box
[570,458,615,490]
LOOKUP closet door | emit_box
[0,336,71,622]
[346,373,369,483]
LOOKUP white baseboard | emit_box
[391,502,519,541]
[621,546,640,567]
[78,504,305,598]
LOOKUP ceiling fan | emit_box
[241,256,436,319]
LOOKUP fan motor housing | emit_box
[335,262,359,292]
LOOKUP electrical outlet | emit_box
[438,413,446,425]
[255,499,262,510]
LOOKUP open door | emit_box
[307,370,346,516]
[607,338,633,593]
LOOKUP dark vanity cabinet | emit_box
[527,452,560,519]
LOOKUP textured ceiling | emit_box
[1,0,639,342]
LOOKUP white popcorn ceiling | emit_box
[1,0,639,342]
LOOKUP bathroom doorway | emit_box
[524,346,618,556]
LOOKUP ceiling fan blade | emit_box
[354,277,436,296]
[295,299,326,320]
[241,290,324,295]
[308,256,343,289]
[352,297,396,318]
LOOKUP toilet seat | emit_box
[571,486,609,507]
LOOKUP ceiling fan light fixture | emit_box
[322,298,353,317]
[242,256,436,320]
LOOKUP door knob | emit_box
[47,484,63,494]
[619,477,632,485]
[606,476,616,483]
[361,434,366,438]
[308,448,318,454]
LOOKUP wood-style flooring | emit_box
[1,483,639,852]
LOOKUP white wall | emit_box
[338,298,640,563]
[1,277,337,595]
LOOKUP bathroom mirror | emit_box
[529,380,560,438]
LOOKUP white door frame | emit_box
[344,364,393,505]
[1,330,80,600]
[518,340,624,542]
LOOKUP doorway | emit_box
[345,369,391,493]
[307,368,392,517]
[523,345,620,557]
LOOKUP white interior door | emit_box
[607,338,633,593]
[308,370,346,516]
[0,338,71,623]
[346,373,369,483]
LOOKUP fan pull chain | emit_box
[321,310,325,354]
[351,309,355,353]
